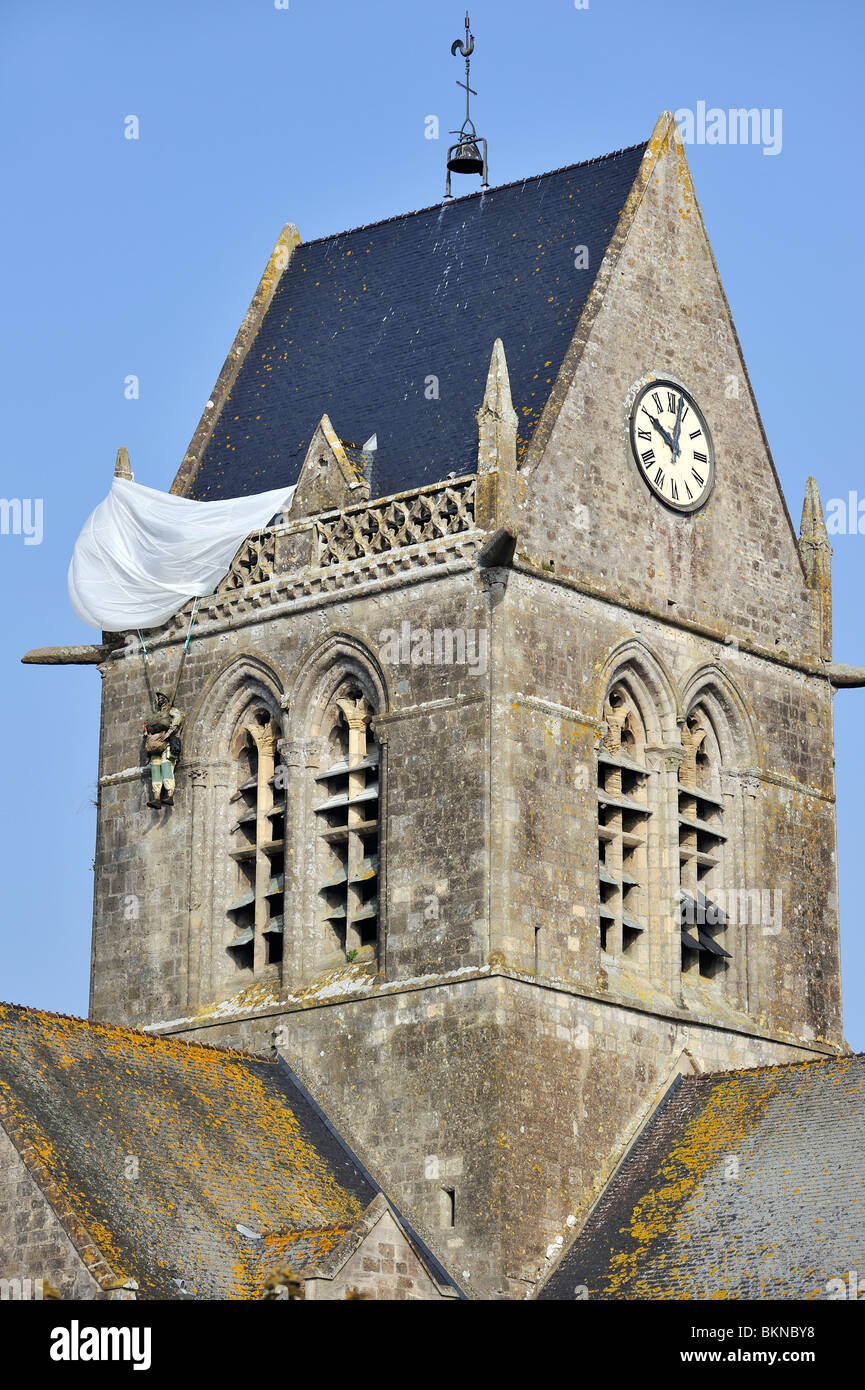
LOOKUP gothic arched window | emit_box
[677,705,731,979]
[597,684,651,962]
[314,683,380,964]
[226,704,285,975]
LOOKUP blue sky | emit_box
[1,0,863,1045]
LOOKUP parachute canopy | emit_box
[68,477,295,632]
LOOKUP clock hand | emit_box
[647,413,676,455]
[671,397,684,460]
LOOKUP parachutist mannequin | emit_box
[144,691,185,808]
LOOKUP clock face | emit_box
[629,380,715,513]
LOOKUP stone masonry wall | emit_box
[0,1123,101,1300]
[305,1209,448,1301]
[161,974,821,1300]
[91,560,491,1026]
[517,119,820,665]
[494,568,842,1047]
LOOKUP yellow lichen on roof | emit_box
[602,1057,856,1299]
[260,1221,354,1272]
[0,1003,368,1299]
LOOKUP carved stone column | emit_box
[186,757,230,1006]
[279,734,318,985]
[185,765,209,1010]
[336,695,373,959]
[370,717,389,977]
[652,745,685,1004]
[247,720,279,976]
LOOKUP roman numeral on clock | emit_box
[692,467,705,486]
[651,391,663,413]
[641,449,655,466]
[667,391,677,413]
[689,429,701,440]
[654,468,665,489]
[637,428,651,442]
[671,480,679,501]
[693,451,707,464]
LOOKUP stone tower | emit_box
[83,113,846,1298]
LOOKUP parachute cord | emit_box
[169,599,201,708]
[138,630,156,712]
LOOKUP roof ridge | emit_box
[0,998,272,1063]
[696,1051,859,1081]
[298,139,649,250]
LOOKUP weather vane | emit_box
[444,11,489,200]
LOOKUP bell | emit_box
[447,140,484,176]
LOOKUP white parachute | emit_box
[68,477,295,632]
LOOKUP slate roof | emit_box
[539,1054,865,1301]
[0,1002,452,1300]
[186,142,647,501]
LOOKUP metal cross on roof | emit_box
[452,12,477,126]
